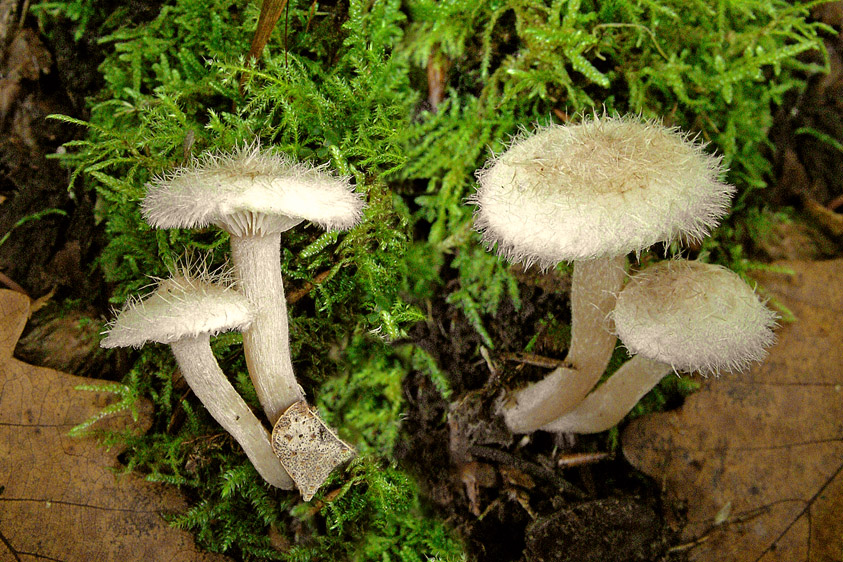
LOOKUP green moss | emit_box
[400,0,829,342]
[287,458,465,561]
[45,0,830,557]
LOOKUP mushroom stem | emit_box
[539,356,672,434]
[567,256,627,376]
[170,334,294,489]
[502,255,626,433]
[230,233,303,425]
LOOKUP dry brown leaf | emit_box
[0,289,231,562]
[623,260,843,562]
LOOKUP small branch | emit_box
[552,109,570,123]
[167,385,192,433]
[426,53,450,110]
[668,534,710,554]
[468,445,585,498]
[240,0,289,93]
[179,432,227,447]
[556,451,609,468]
[287,269,332,304]
[480,346,497,376]
[500,351,565,369]
[0,271,27,296]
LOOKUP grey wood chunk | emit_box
[271,401,355,501]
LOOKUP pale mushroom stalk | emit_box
[229,231,300,424]
[540,356,670,434]
[503,256,626,433]
[566,258,627,376]
[170,334,294,488]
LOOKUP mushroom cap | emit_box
[142,144,365,237]
[610,260,777,375]
[472,115,735,269]
[101,274,254,348]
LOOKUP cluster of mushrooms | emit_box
[472,114,778,434]
[101,114,778,500]
[101,145,360,499]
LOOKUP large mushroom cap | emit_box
[101,274,254,348]
[143,144,365,237]
[472,115,734,268]
[611,260,777,375]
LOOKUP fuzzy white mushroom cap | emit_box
[610,260,777,375]
[143,144,365,237]
[472,115,735,269]
[101,273,254,348]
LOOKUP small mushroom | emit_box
[472,114,735,433]
[101,272,294,489]
[142,144,365,424]
[541,260,777,434]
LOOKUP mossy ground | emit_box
[2,0,843,560]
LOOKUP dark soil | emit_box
[765,4,843,258]
[1,2,842,561]
[0,1,162,378]
[396,264,685,562]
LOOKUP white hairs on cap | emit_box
[610,260,778,375]
[143,143,365,237]
[471,114,735,269]
[101,266,254,349]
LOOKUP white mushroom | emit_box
[101,272,294,489]
[541,260,777,434]
[472,114,735,433]
[142,144,365,424]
